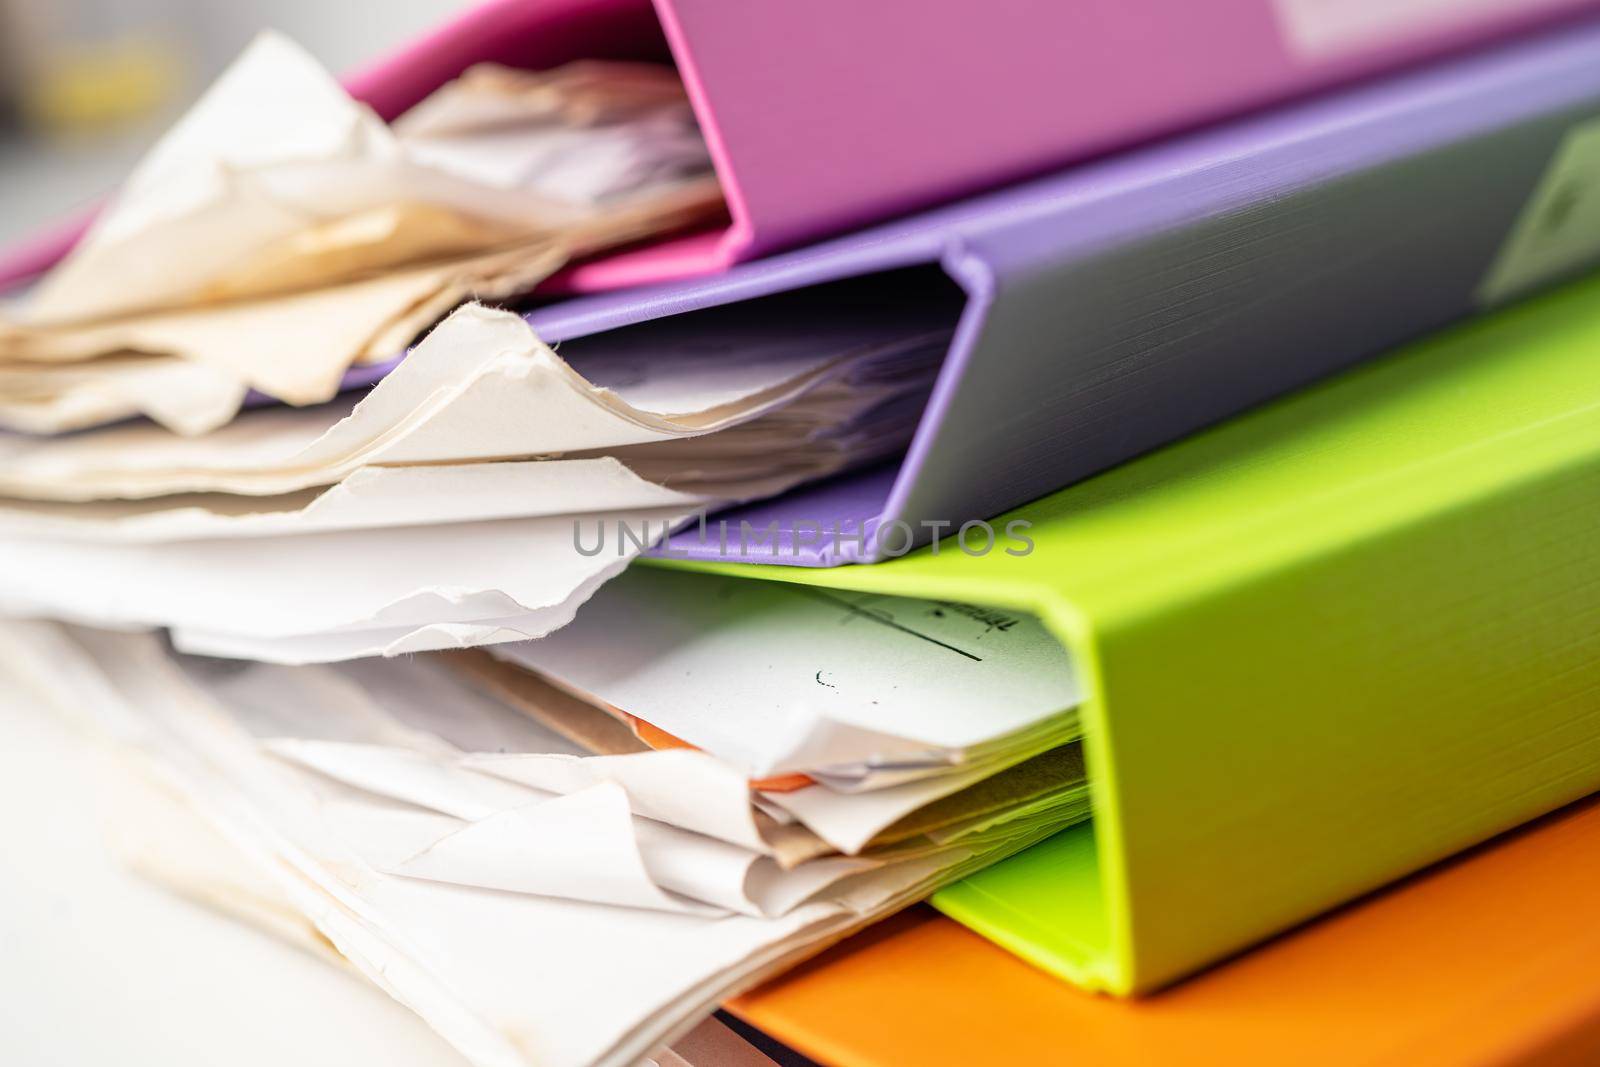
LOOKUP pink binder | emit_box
[5,0,1598,293]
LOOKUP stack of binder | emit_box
[732,791,1600,1067]
[6,1,1600,1064]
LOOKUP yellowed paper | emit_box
[0,33,721,434]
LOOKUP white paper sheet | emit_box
[0,460,708,541]
[392,782,731,917]
[0,508,695,652]
[493,567,1081,776]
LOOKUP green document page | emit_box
[656,269,1600,994]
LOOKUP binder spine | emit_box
[1085,411,1600,990]
[882,29,1600,557]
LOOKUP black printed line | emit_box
[792,587,982,662]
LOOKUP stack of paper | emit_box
[0,32,722,436]
[0,34,954,663]
[0,564,1090,1066]
[489,569,1082,830]
[0,299,947,660]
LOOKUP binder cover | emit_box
[508,20,1600,566]
[730,794,1600,1067]
[661,268,1600,993]
[6,0,1600,292]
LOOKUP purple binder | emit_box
[504,18,1600,567]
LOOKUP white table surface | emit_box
[0,677,471,1067]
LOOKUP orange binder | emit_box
[731,795,1600,1067]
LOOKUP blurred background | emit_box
[0,0,467,245]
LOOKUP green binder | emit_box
[657,271,1600,994]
